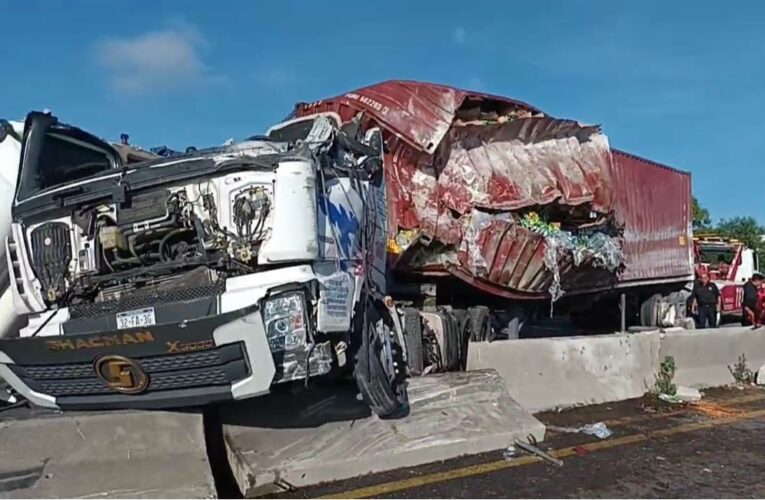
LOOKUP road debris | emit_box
[573,446,589,456]
[677,386,703,402]
[641,403,658,413]
[514,439,563,467]
[659,394,682,403]
[502,445,517,461]
[660,386,702,404]
[0,377,16,404]
[547,421,613,439]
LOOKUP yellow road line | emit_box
[325,406,765,499]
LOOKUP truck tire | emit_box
[468,306,492,342]
[453,309,470,371]
[667,291,689,320]
[640,294,662,327]
[354,304,409,419]
[402,308,424,376]
[440,310,461,372]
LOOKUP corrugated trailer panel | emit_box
[611,150,694,284]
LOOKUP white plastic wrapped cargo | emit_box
[258,159,319,263]
[0,121,22,338]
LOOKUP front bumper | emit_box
[0,300,332,411]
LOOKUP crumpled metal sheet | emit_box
[440,118,613,214]
[295,81,693,298]
[297,80,540,155]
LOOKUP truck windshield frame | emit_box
[14,112,120,205]
[16,131,115,203]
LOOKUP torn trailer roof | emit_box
[292,80,694,299]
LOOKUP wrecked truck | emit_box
[0,112,408,416]
[0,80,694,412]
[288,81,694,367]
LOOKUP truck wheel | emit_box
[640,294,662,327]
[402,308,424,376]
[453,310,470,371]
[354,304,409,419]
[669,291,690,320]
[468,306,492,342]
[440,310,461,372]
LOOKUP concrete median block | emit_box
[660,327,765,388]
[467,332,661,412]
[221,369,544,496]
[0,410,214,499]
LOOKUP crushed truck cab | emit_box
[0,112,407,416]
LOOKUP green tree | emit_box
[715,216,765,253]
[692,197,711,231]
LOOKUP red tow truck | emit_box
[693,235,760,320]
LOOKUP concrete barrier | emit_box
[468,326,765,412]
[661,326,765,388]
[467,332,661,412]
[0,410,215,498]
[221,369,545,496]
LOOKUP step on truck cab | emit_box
[0,112,408,417]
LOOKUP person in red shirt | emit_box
[756,281,765,328]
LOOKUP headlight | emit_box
[262,292,307,352]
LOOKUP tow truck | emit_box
[694,234,760,321]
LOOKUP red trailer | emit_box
[291,80,693,332]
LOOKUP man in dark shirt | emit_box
[692,272,720,329]
[742,271,764,327]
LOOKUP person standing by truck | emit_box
[743,271,765,328]
[691,272,720,329]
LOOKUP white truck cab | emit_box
[0,113,407,417]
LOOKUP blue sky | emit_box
[2,1,763,222]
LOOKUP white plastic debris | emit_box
[502,445,517,461]
[580,422,613,439]
[659,393,681,404]
[675,386,702,402]
[659,386,702,404]
[547,421,612,440]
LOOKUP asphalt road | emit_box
[273,386,765,499]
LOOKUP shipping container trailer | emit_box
[291,80,694,334]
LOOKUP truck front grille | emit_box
[69,282,225,319]
[9,342,248,398]
[29,222,72,299]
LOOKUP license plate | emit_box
[116,308,156,330]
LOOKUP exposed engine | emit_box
[28,174,274,307]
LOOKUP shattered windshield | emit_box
[17,130,114,202]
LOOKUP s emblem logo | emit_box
[94,355,149,394]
